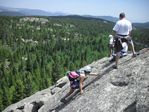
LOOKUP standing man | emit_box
[113,12,136,69]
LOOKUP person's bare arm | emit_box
[88,72,98,76]
[79,74,85,94]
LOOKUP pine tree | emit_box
[0,89,3,111]
[23,72,33,97]
[13,79,25,102]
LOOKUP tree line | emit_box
[0,16,147,111]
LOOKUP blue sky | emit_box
[0,0,149,22]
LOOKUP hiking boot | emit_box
[60,98,66,103]
[109,57,115,63]
[113,65,118,69]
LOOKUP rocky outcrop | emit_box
[3,48,149,112]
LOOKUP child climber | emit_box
[60,66,97,102]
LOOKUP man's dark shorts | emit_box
[114,36,132,53]
[109,44,114,48]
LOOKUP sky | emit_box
[0,0,149,23]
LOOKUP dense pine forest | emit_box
[0,16,148,111]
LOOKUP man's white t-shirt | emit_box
[113,18,132,35]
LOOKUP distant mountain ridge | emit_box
[133,22,149,29]
[0,5,149,28]
[0,11,24,16]
[98,16,118,22]
[83,15,118,22]
[0,6,118,22]
[0,6,66,16]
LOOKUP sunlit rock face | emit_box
[3,48,149,112]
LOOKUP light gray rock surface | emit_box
[3,48,149,112]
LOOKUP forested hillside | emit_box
[0,16,148,111]
[132,26,149,48]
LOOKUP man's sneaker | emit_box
[113,65,118,69]
[109,58,115,63]
[132,53,137,57]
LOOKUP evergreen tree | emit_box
[0,89,3,111]
[13,79,25,102]
[0,16,146,110]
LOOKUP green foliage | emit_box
[132,28,149,49]
[0,16,147,111]
[13,79,25,102]
[0,89,3,112]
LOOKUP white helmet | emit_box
[79,66,92,74]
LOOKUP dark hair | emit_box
[84,69,91,74]
[119,12,125,18]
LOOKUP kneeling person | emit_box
[60,66,96,102]
[109,42,128,62]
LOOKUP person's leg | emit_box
[115,52,120,68]
[64,88,74,98]
[61,88,74,101]
[109,47,111,57]
[113,38,122,69]
[126,37,136,56]
[110,47,113,57]
[79,74,85,94]
[109,45,112,57]
[130,40,136,56]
